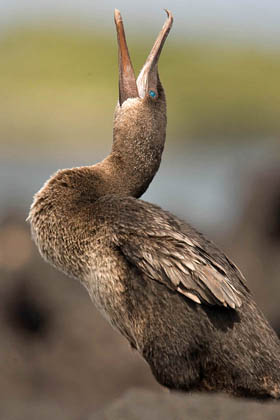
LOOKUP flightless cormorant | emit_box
[29,10,280,399]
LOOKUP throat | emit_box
[107,97,166,198]
[97,147,163,198]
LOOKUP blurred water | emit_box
[1,141,279,236]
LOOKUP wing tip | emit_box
[178,285,242,309]
[225,296,242,309]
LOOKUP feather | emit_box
[113,196,245,309]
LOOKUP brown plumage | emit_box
[29,10,280,399]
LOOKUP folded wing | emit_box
[102,196,244,308]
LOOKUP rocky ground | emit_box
[93,389,280,420]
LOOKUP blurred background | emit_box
[1,0,280,418]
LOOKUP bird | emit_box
[29,10,280,399]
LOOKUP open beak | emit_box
[114,9,173,105]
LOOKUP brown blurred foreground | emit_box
[93,389,280,420]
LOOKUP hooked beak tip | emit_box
[164,9,172,17]
[163,9,174,28]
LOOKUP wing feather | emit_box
[104,196,245,308]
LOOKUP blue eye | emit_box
[149,90,156,98]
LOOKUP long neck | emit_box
[98,91,166,198]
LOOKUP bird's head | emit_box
[111,9,173,197]
[114,9,173,109]
[113,9,173,136]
